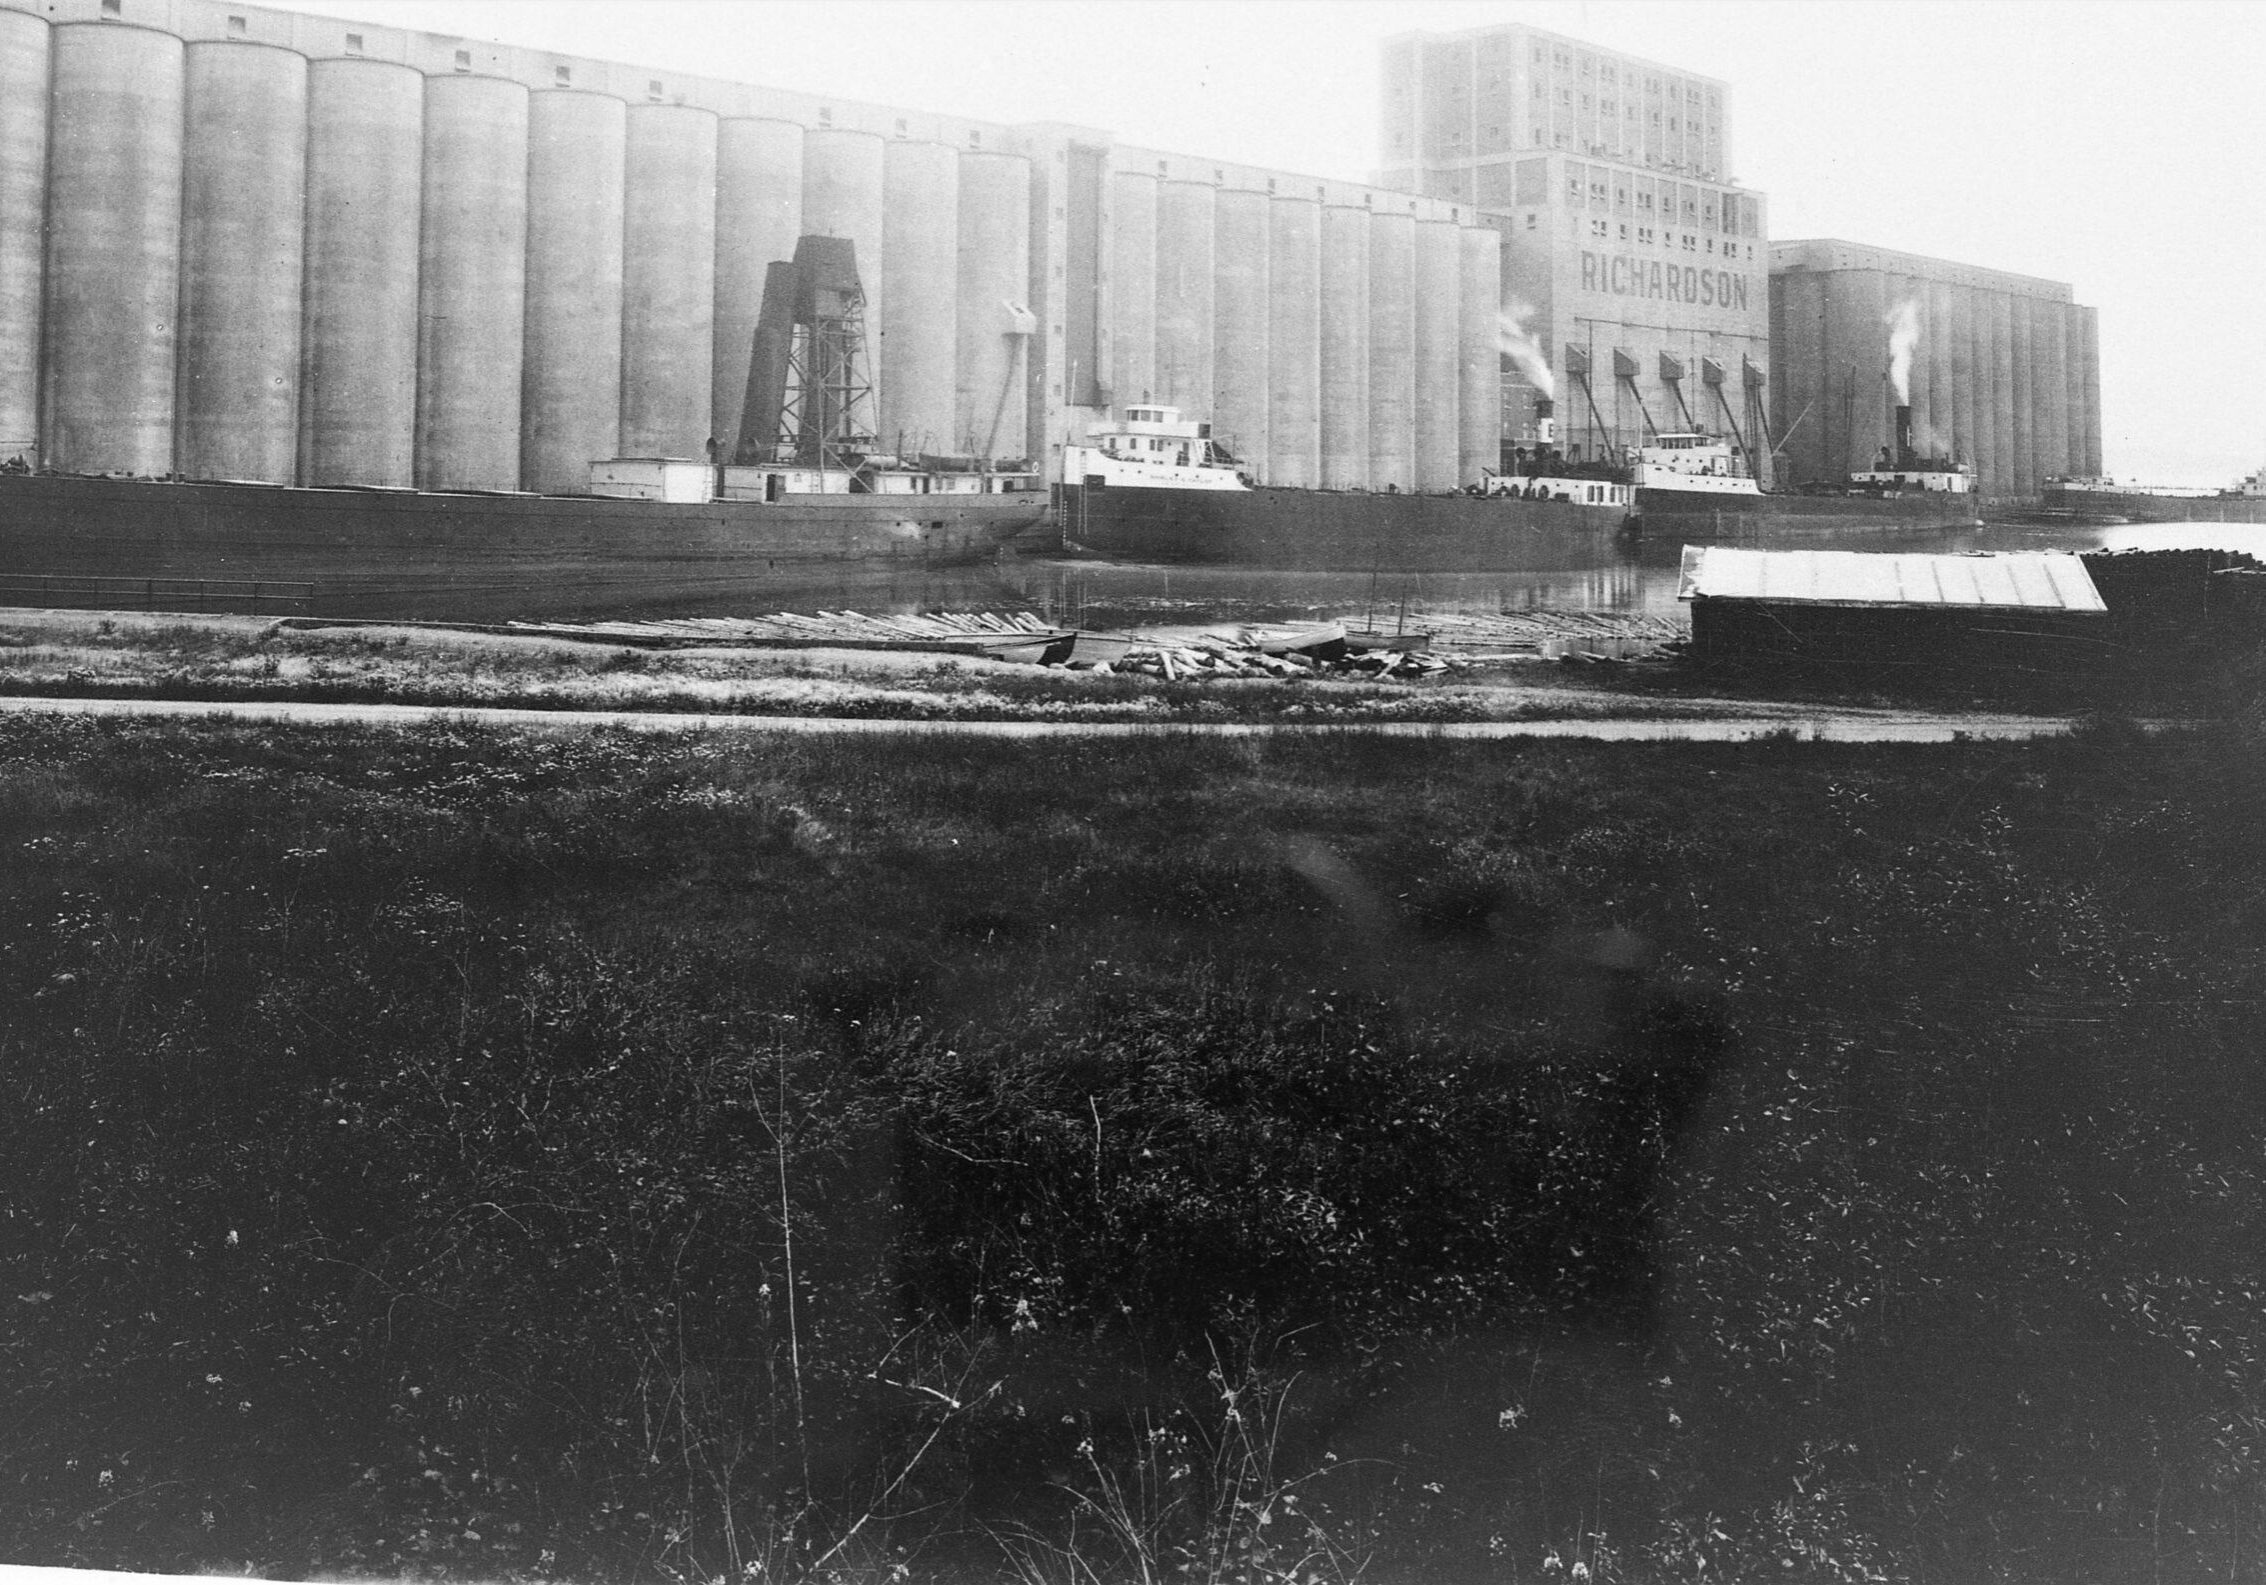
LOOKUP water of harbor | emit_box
[773,518,2266,628]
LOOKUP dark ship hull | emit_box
[2036,487,2266,526]
[0,472,1048,621]
[1055,481,1628,571]
[1631,485,1984,538]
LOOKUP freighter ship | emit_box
[2037,463,2266,526]
[1055,399,1980,569]
[0,237,1045,623]
[1055,404,1630,571]
[1626,402,1983,538]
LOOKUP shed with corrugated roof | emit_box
[1677,547,2112,675]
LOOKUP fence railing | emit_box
[0,575,314,615]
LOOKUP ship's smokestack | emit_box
[1534,395,1557,446]
[1895,404,1914,471]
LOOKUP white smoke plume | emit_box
[1498,299,1555,400]
[1882,298,1920,405]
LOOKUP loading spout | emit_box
[1563,345,1615,458]
[1658,351,1700,432]
[1613,347,1660,441]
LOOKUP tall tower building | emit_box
[1379,23,1730,202]
[1380,24,1766,473]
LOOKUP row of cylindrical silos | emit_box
[8,17,1037,491]
[1106,168,1501,491]
[1771,258,2101,498]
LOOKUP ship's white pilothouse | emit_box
[1064,406,1251,491]
[1629,431,1764,498]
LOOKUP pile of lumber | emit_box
[1100,640,1456,681]
[1102,643,1315,680]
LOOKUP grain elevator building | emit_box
[1768,239,2102,499]
[0,0,1512,499]
[1378,22,1770,470]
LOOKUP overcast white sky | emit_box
[286,0,2266,486]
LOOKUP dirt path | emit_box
[0,693,2094,742]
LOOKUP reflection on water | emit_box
[703,520,2266,626]
[999,552,1672,626]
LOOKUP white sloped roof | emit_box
[1677,546,2107,612]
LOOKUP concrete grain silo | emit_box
[1265,193,1320,488]
[801,127,886,412]
[712,117,802,453]
[1922,279,1952,462]
[1964,286,1995,491]
[2033,296,2069,481]
[1210,186,1269,472]
[43,22,184,477]
[1366,207,1416,491]
[2061,303,2090,477]
[1946,283,1977,472]
[177,39,307,485]
[1987,290,2014,495]
[1105,169,1158,411]
[1769,265,1825,484]
[620,102,717,460]
[300,57,422,488]
[521,89,625,495]
[954,149,1029,459]
[880,138,958,459]
[0,8,46,463]
[416,74,528,493]
[1317,202,1369,489]
[2077,305,2101,476]
[1153,177,1214,417]
[1456,225,1500,487]
[2008,291,2035,492]
[1411,216,1460,491]
[1819,266,1883,476]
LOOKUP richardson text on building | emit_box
[1581,252,1750,311]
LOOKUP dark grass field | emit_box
[4,715,2266,1583]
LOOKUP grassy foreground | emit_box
[3,715,2264,1583]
